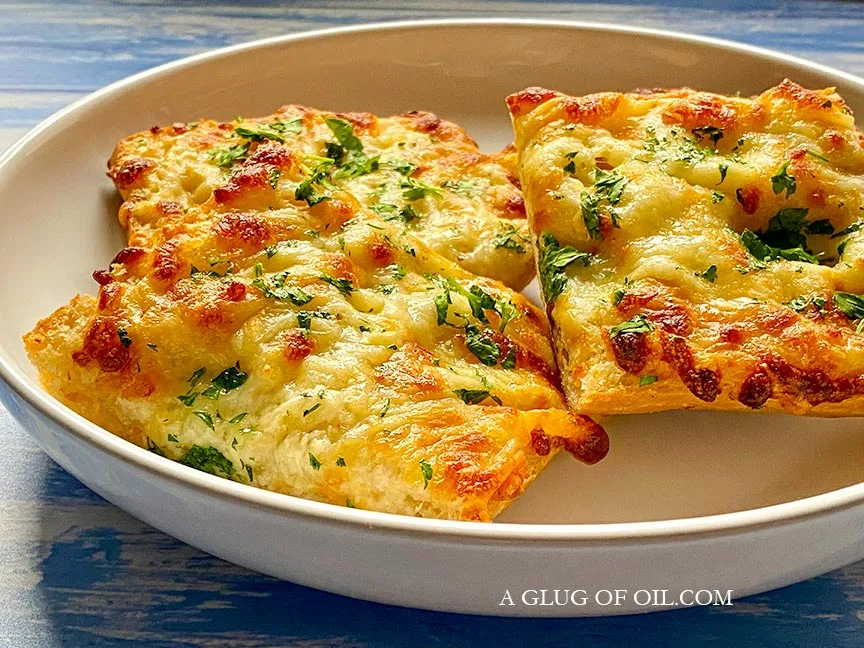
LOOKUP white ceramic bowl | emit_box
[2,20,864,617]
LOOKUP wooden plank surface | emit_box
[1,1,864,645]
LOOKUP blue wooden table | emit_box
[2,1,864,645]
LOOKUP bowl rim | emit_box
[3,17,864,542]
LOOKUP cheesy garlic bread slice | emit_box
[108,106,533,289]
[25,181,606,520]
[508,80,864,416]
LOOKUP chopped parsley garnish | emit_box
[833,291,864,325]
[494,298,518,332]
[453,388,501,405]
[308,452,322,470]
[303,403,322,417]
[192,411,215,430]
[739,207,824,265]
[177,393,198,406]
[806,149,830,163]
[244,463,254,481]
[837,240,849,258]
[609,314,653,338]
[234,124,286,143]
[432,277,518,332]
[738,207,831,265]
[336,150,380,179]
[740,229,818,264]
[325,141,345,164]
[464,324,501,366]
[380,398,391,418]
[692,126,724,146]
[580,192,602,239]
[465,285,497,322]
[345,498,356,508]
[831,221,864,239]
[579,168,628,239]
[116,328,132,348]
[381,204,419,224]
[442,179,479,197]
[147,343,158,351]
[612,287,626,306]
[492,224,529,254]
[190,262,233,280]
[537,232,593,303]
[200,385,222,400]
[208,142,250,168]
[641,128,719,166]
[210,362,248,393]
[401,175,442,201]
[712,190,725,203]
[265,244,279,258]
[435,292,451,326]
[319,274,354,296]
[389,159,417,176]
[178,367,208,405]
[563,151,578,174]
[323,118,379,179]
[228,412,247,424]
[336,456,347,467]
[270,118,303,134]
[697,265,718,283]
[594,168,628,204]
[372,203,398,218]
[768,208,810,244]
[673,136,715,164]
[718,161,729,184]
[419,459,433,489]
[771,161,797,198]
[324,117,363,152]
[388,264,406,280]
[297,310,331,330]
[501,346,517,370]
[268,168,280,189]
[146,438,165,456]
[252,271,314,305]
[787,295,826,312]
[806,219,835,235]
[167,434,178,443]
[181,445,233,476]
[295,160,334,206]
[639,375,658,387]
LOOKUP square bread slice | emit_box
[508,80,864,416]
[25,169,606,521]
[108,106,534,289]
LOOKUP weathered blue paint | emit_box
[1,1,864,645]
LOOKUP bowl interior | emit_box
[2,22,864,524]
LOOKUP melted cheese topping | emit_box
[509,80,864,415]
[25,168,606,520]
[108,107,533,289]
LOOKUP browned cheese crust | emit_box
[508,80,864,416]
[107,106,534,289]
[26,121,606,521]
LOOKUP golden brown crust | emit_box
[509,80,864,416]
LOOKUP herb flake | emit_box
[181,445,234,477]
